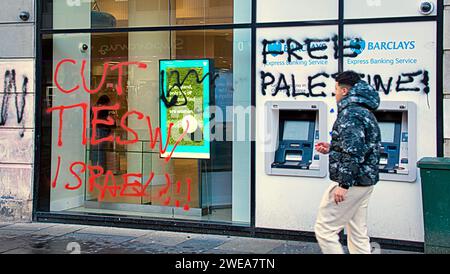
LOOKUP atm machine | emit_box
[264,101,328,178]
[375,101,417,182]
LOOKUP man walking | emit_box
[314,71,381,254]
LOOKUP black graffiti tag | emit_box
[261,70,431,101]
[160,69,219,109]
[332,35,363,59]
[0,70,28,136]
[262,37,332,65]
[260,71,329,98]
[305,38,330,60]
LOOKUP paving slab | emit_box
[60,232,136,244]
[108,242,188,254]
[32,225,88,237]
[269,241,322,254]
[204,248,251,254]
[0,223,57,231]
[176,238,229,253]
[0,237,28,253]
[132,230,193,247]
[77,226,151,238]
[0,223,12,228]
[0,229,34,239]
[215,238,284,254]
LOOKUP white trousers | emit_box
[314,182,374,254]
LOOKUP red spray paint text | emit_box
[49,59,193,210]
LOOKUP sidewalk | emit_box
[0,222,421,254]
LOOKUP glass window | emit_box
[43,0,252,29]
[257,0,338,23]
[38,28,252,225]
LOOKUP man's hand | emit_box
[334,187,348,205]
[315,142,330,155]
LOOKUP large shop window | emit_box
[42,0,251,29]
[38,28,252,225]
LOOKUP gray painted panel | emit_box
[0,0,34,23]
[0,24,34,58]
[0,164,33,201]
[0,129,34,164]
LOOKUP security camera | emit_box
[19,11,30,21]
[79,43,89,53]
[419,1,434,15]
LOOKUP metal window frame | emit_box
[33,0,444,251]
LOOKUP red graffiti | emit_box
[49,59,194,211]
[54,59,79,94]
[54,59,148,95]
[46,103,88,147]
[46,104,189,162]
[90,103,120,145]
[51,155,62,188]
[53,160,192,210]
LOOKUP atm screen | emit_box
[379,122,396,143]
[283,121,310,141]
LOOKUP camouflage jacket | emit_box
[329,81,382,189]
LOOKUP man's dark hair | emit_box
[96,94,111,106]
[335,71,361,88]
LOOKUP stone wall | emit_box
[0,0,35,221]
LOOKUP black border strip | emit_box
[40,23,253,34]
[250,0,257,232]
[32,0,43,221]
[338,0,344,72]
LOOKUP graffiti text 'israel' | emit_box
[51,157,192,210]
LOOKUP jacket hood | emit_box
[337,80,380,112]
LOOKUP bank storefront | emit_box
[34,0,443,248]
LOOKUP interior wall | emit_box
[50,1,91,211]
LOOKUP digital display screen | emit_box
[283,121,310,141]
[160,59,211,159]
[379,122,396,143]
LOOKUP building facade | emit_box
[0,0,35,221]
[0,0,449,248]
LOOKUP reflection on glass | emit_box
[44,0,251,29]
[40,29,251,225]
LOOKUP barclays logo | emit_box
[268,41,284,57]
[350,39,366,55]
[350,38,416,54]
[267,41,327,57]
